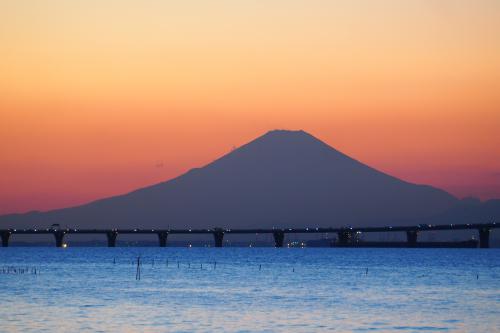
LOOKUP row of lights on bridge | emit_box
[4,222,495,233]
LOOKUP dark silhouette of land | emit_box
[0,130,499,243]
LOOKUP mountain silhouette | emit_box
[426,198,500,225]
[0,130,459,229]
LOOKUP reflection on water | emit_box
[0,248,499,332]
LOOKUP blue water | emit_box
[0,248,499,332]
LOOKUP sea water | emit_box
[0,248,498,332]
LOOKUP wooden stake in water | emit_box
[136,256,141,280]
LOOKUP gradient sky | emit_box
[1,0,499,215]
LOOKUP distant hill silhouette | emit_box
[0,130,467,229]
[426,198,500,225]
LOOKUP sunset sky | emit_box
[1,0,499,215]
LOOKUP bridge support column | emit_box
[107,231,118,247]
[273,230,285,248]
[213,228,224,247]
[1,231,11,247]
[478,228,490,248]
[337,230,352,246]
[406,230,418,247]
[53,231,66,247]
[158,232,169,247]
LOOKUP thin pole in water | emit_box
[136,256,141,280]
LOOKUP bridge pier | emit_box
[1,231,11,247]
[158,232,169,247]
[273,230,285,248]
[106,231,118,247]
[53,231,66,247]
[478,227,490,248]
[213,228,224,247]
[337,229,352,246]
[406,230,418,247]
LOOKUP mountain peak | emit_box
[212,129,334,168]
[260,129,315,142]
[263,129,307,136]
[245,129,328,151]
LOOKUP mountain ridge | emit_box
[0,130,459,229]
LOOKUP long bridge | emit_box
[0,222,497,248]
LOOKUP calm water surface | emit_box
[0,248,499,332]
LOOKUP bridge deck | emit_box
[1,222,496,248]
[0,222,497,234]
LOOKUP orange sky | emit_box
[1,0,499,214]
